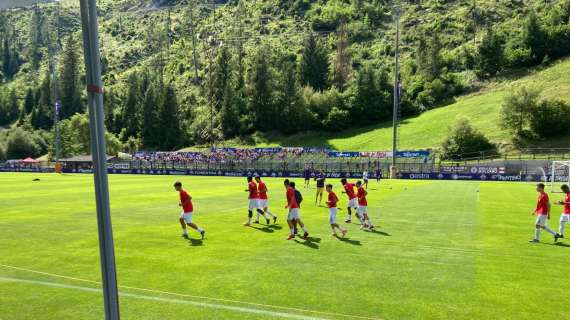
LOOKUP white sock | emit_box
[544,226,557,236]
[182,228,188,235]
[266,210,275,218]
[255,212,260,222]
[247,217,251,224]
[197,227,204,233]
[290,227,295,236]
[560,222,565,236]
[535,228,540,240]
[302,227,308,233]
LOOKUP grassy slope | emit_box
[225,58,570,152]
[1,173,569,319]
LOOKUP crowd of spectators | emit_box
[132,148,333,163]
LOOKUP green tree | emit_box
[248,44,274,130]
[28,6,45,70]
[441,118,497,160]
[140,84,160,148]
[476,28,504,78]
[212,45,233,111]
[31,71,53,130]
[501,86,540,137]
[417,31,443,81]
[58,36,83,119]
[529,99,570,138]
[59,113,90,157]
[351,65,391,123]
[23,88,35,114]
[30,69,53,129]
[5,127,45,159]
[0,89,19,126]
[330,21,352,91]
[2,33,20,80]
[121,73,141,139]
[277,60,308,133]
[59,113,123,157]
[220,83,240,138]
[299,33,329,91]
[523,12,547,65]
[157,83,182,150]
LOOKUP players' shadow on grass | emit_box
[250,225,275,233]
[187,238,203,246]
[306,237,322,243]
[366,229,391,236]
[338,237,362,246]
[267,224,283,230]
[554,242,570,248]
[294,238,320,249]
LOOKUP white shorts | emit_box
[288,208,300,221]
[248,199,259,210]
[535,215,548,227]
[258,199,268,208]
[561,214,570,223]
[357,206,368,215]
[329,208,338,224]
[348,198,358,209]
[180,212,193,224]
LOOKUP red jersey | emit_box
[248,181,259,199]
[286,186,299,209]
[535,192,549,216]
[563,193,570,214]
[344,183,356,199]
[179,189,193,213]
[357,186,368,206]
[327,192,338,208]
[258,181,268,200]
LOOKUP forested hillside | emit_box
[1,0,570,160]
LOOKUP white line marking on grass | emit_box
[0,277,326,320]
[0,264,381,320]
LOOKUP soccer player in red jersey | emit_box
[326,184,347,238]
[529,183,560,243]
[556,184,570,238]
[244,176,269,226]
[174,181,205,239]
[254,175,277,224]
[356,180,374,230]
[340,178,362,224]
[284,179,308,240]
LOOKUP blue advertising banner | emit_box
[254,148,282,153]
[327,151,361,158]
[397,172,550,182]
[396,150,431,158]
[0,167,54,173]
[210,148,237,153]
[303,147,331,153]
[4,167,566,182]
[53,168,369,179]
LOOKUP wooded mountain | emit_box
[1,0,570,159]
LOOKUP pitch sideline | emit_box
[0,264,381,320]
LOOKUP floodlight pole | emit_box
[391,8,401,171]
[79,0,120,319]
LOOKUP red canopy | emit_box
[21,157,40,163]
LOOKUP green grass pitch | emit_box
[1,173,569,320]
